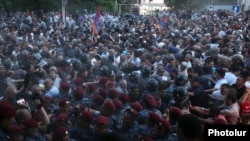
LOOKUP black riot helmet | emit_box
[146,78,159,91]
[99,65,111,77]
[141,65,151,77]
[129,71,140,83]
[173,86,189,109]
[80,53,89,63]
[116,71,126,82]
[175,74,188,86]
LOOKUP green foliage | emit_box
[0,0,116,13]
[67,1,95,13]
[100,1,115,12]
[165,0,206,10]
[2,0,59,12]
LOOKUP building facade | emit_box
[136,0,166,15]
[203,0,249,12]
[239,0,250,11]
[133,0,249,15]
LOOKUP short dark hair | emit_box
[190,76,200,83]
[221,83,230,88]
[178,114,202,140]
[203,66,212,74]
[209,106,220,116]
[205,57,214,64]
[231,65,242,72]
[216,69,225,78]
[225,93,237,103]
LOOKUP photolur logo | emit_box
[208,129,247,137]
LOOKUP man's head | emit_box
[58,98,71,113]
[8,125,24,141]
[190,76,200,87]
[119,79,128,90]
[101,100,116,116]
[168,58,176,67]
[225,93,237,106]
[22,118,39,138]
[154,118,171,137]
[59,81,71,94]
[177,114,202,141]
[15,109,32,125]
[44,78,54,90]
[215,69,225,79]
[53,126,70,141]
[95,116,109,135]
[122,108,138,127]
[5,84,17,99]
[48,66,57,79]
[205,58,214,68]
[209,105,221,117]
[220,84,230,95]
[78,110,94,126]
[192,58,200,66]
[56,113,69,126]
[0,101,16,129]
[235,75,246,87]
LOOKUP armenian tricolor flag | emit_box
[92,6,101,35]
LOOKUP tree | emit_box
[165,0,206,10]
[0,0,118,14]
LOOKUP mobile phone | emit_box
[17,99,25,105]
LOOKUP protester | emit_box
[0,101,16,141]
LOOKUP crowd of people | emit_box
[0,7,250,141]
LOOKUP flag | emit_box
[155,18,165,30]
[158,20,164,28]
[155,23,161,29]
[92,6,101,35]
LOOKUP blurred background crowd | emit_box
[0,5,250,141]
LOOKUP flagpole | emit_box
[61,0,68,25]
[92,29,94,43]
[115,0,118,12]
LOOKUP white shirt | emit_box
[183,61,192,69]
[214,78,227,89]
[224,72,237,86]
[45,86,59,99]
[12,51,20,57]
[134,57,141,67]
[53,77,62,88]
[211,90,225,101]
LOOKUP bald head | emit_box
[44,78,54,90]
[15,109,32,125]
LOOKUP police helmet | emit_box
[116,71,126,81]
[173,86,189,108]
[146,78,159,91]
[141,66,151,77]
[175,74,188,86]
[99,66,111,77]
[129,71,140,83]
